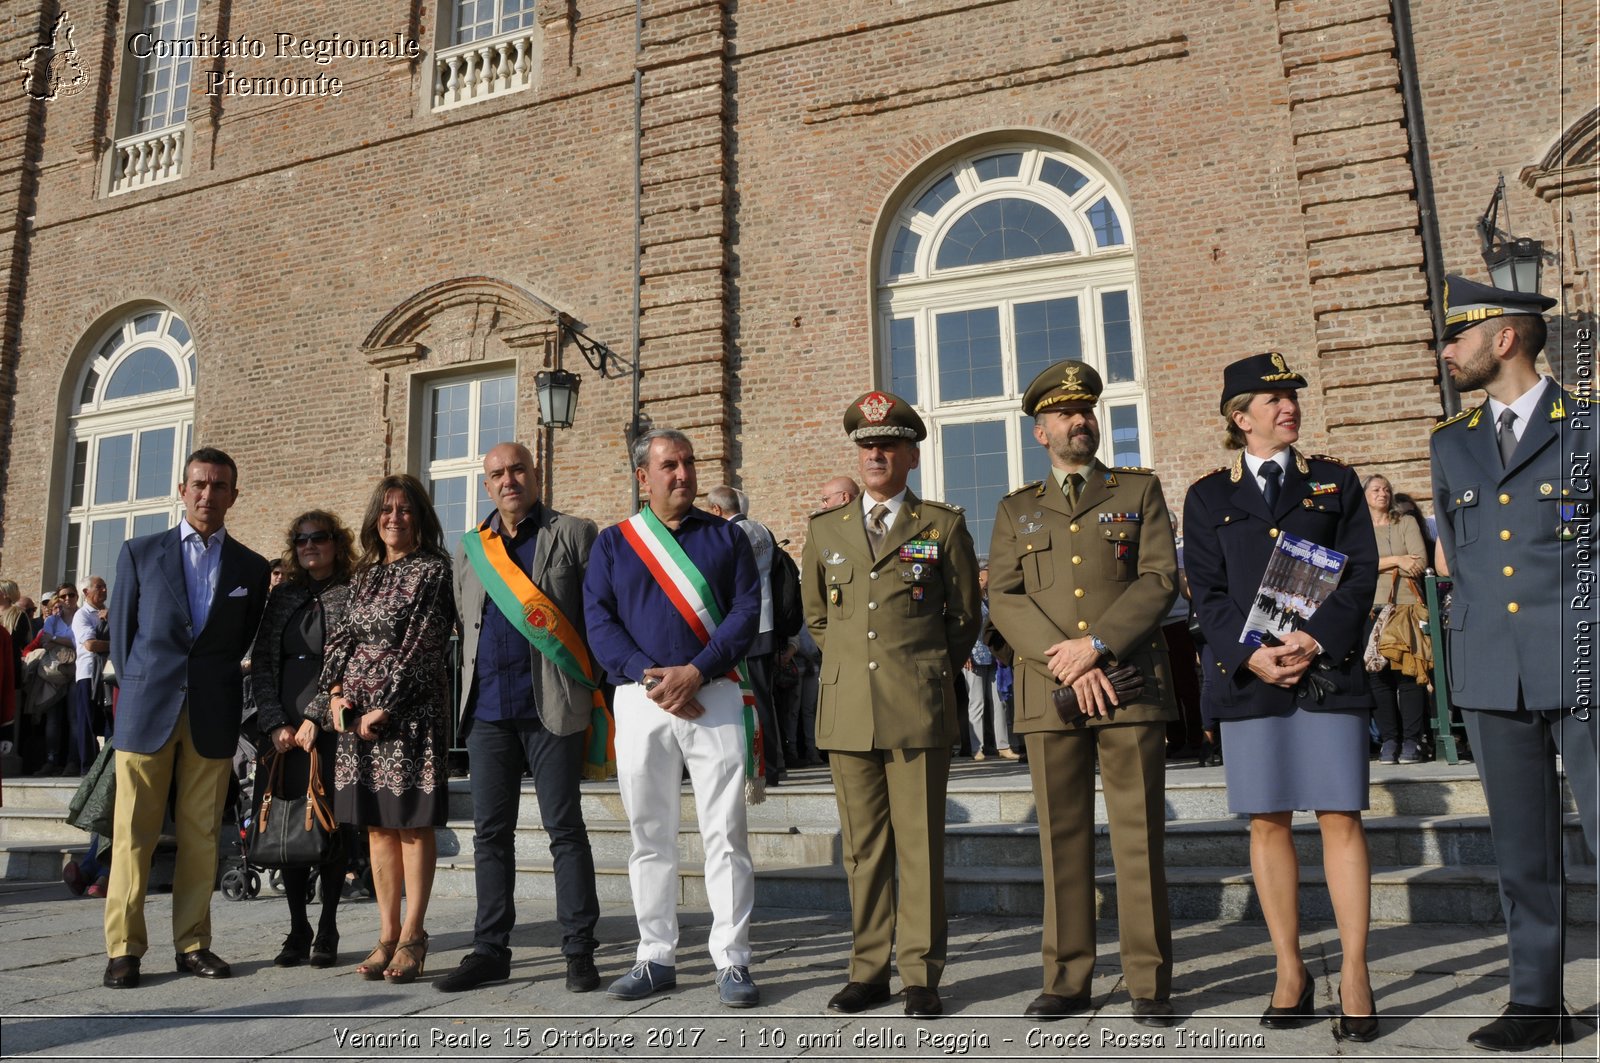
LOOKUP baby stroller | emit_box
[219,709,321,903]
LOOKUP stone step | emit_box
[427,812,1590,870]
[424,855,1599,925]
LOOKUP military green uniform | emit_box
[987,359,1179,1009]
[802,393,981,994]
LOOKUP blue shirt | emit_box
[470,509,540,725]
[583,507,760,684]
[179,516,225,632]
[969,600,994,665]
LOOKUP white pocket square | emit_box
[228,586,249,598]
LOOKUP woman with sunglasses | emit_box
[248,510,358,967]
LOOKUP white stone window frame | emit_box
[63,308,196,588]
[105,0,197,196]
[417,366,518,555]
[876,145,1148,554]
[430,0,542,113]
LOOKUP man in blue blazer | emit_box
[102,448,271,989]
[1431,276,1599,1051]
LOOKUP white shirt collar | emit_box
[1242,449,1291,482]
[178,516,228,548]
[861,488,908,526]
[1485,375,1553,441]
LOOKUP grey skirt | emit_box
[1222,705,1371,814]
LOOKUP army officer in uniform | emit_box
[1431,275,1598,1053]
[987,360,1180,1027]
[1182,353,1378,1041]
[801,390,981,1019]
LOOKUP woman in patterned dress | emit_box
[320,475,455,984]
[250,509,357,968]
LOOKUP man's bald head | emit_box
[818,476,860,512]
[482,441,539,527]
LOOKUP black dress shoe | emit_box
[565,953,601,993]
[1467,1004,1573,1052]
[827,981,892,1013]
[1131,997,1176,1028]
[1260,979,1314,1028]
[274,929,312,967]
[174,948,232,978]
[904,985,942,1018]
[436,951,510,993]
[309,931,339,968]
[1336,1006,1380,1043]
[1023,993,1090,1020]
[103,955,140,988]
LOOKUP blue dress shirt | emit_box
[471,509,539,725]
[583,506,760,684]
[179,516,225,632]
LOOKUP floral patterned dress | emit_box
[317,551,455,830]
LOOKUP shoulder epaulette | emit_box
[1198,465,1229,480]
[811,500,852,519]
[1432,409,1472,433]
[922,498,965,514]
[1005,480,1044,498]
[1307,454,1346,467]
[1113,465,1154,475]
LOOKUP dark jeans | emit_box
[745,652,784,776]
[1362,614,1426,746]
[71,678,105,771]
[465,717,598,960]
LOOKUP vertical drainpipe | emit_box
[1391,0,1459,417]
[630,0,644,511]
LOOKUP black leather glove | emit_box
[1051,663,1145,725]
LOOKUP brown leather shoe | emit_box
[1023,992,1089,1020]
[827,981,892,1013]
[103,955,140,989]
[903,985,942,1018]
[174,948,232,978]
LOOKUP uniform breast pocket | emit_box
[1100,524,1141,582]
[1541,479,1595,541]
[1020,529,1053,591]
[825,562,855,620]
[1445,486,1480,547]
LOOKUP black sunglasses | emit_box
[293,531,334,546]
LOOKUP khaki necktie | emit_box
[866,503,890,558]
[1064,472,1084,508]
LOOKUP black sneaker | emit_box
[566,953,600,993]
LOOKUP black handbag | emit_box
[246,748,336,869]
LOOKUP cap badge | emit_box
[857,392,892,423]
[1270,353,1287,374]
[1062,364,1084,393]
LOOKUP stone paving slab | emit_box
[0,879,1596,1061]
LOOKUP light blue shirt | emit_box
[179,516,226,633]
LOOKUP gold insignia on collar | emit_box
[928,528,940,540]
[1467,408,1483,429]
[1294,450,1310,474]
[1229,452,1244,483]
[1034,481,1048,497]
[1103,472,1118,487]
[1551,396,1566,420]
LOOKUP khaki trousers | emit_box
[829,746,950,989]
[103,706,233,959]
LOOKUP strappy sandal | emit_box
[356,939,397,981]
[383,933,428,985]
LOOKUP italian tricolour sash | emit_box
[618,506,766,804]
[461,523,616,780]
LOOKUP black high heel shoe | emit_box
[1336,987,1380,1042]
[1260,972,1315,1029]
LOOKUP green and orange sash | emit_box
[462,521,616,780]
[618,506,765,804]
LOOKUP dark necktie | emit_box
[1064,472,1084,508]
[1497,408,1519,467]
[1260,461,1282,511]
[866,503,890,558]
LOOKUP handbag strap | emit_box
[1386,571,1401,604]
[303,748,337,834]
[257,750,287,831]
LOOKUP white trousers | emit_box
[614,678,753,968]
[965,662,1007,752]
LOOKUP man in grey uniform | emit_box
[1430,273,1599,1052]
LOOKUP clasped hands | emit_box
[643,664,706,719]
[328,694,389,740]
[1246,630,1321,688]
[269,720,321,755]
[1044,636,1125,719]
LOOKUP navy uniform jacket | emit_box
[1182,449,1377,720]
[1431,377,1600,710]
[110,526,272,758]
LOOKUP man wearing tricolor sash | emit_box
[437,442,604,996]
[583,428,764,1008]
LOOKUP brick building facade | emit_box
[0,0,1591,589]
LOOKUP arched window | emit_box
[63,307,196,587]
[876,144,1147,554]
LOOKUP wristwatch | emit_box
[1089,634,1111,658]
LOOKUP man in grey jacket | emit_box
[439,441,602,994]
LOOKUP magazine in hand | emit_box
[1240,533,1348,647]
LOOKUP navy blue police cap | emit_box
[1442,274,1555,342]
[1219,352,1308,412]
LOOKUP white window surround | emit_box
[109,0,197,196]
[419,367,518,555]
[63,308,196,589]
[431,1,541,112]
[876,145,1149,555]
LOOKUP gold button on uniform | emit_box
[1269,528,1279,539]
[1076,621,1089,631]
[1069,522,1080,533]
[1504,566,1515,577]
[868,661,878,670]
[1025,544,1034,551]
[1074,588,1085,598]
[1500,530,1512,541]
[1071,555,1082,565]
[1499,493,1511,504]
[1507,602,1519,614]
